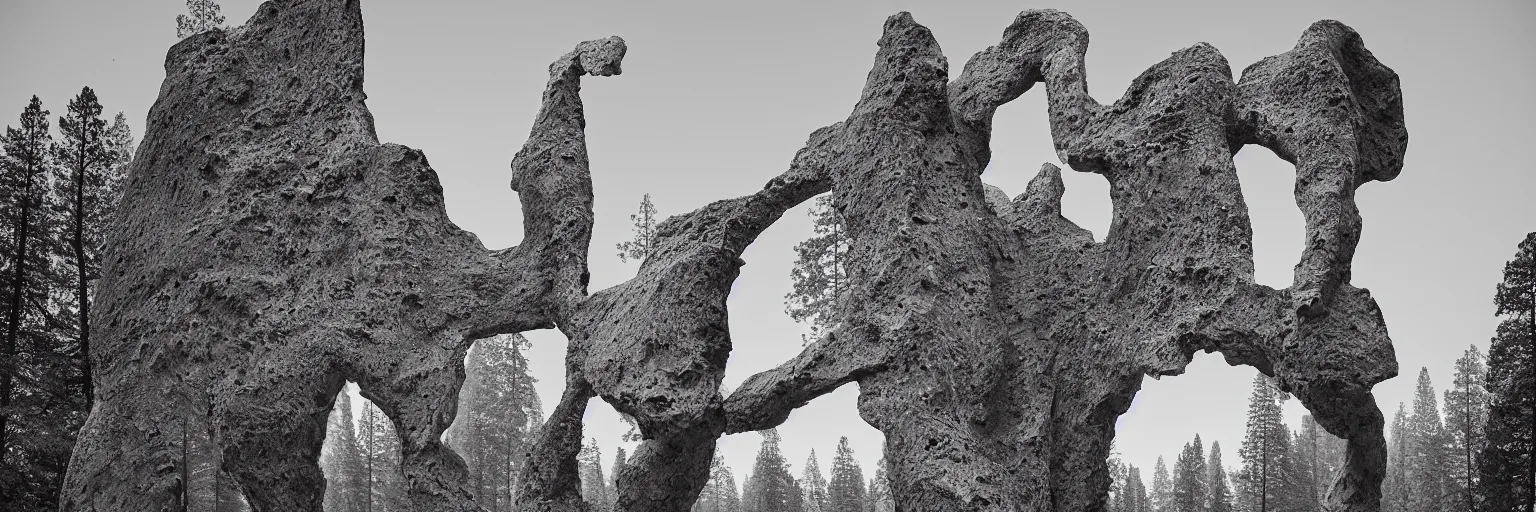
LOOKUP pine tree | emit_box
[1405,367,1450,511]
[1152,456,1172,512]
[0,96,71,509]
[1170,435,1208,512]
[747,429,800,512]
[445,333,541,511]
[1208,442,1234,512]
[322,387,367,512]
[616,193,659,263]
[863,458,893,512]
[1444,345,1489,512]
[1238,374,1291,512]
[802,450,829,512]
[358,401,405,512]
[1384,403,1412,512]
[579,437,612,511]
[695,452,743,512]
[176,0,226,39]
[826,437,864,512]
[51,86,111,413]
[1483,232,1536,512]
[785,194,849,345]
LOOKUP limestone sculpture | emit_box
[60,0,1405,511]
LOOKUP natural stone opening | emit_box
[1234,145,1307,289]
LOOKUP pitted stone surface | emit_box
[62,3,1405,512]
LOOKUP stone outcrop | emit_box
[62,1,1405,511]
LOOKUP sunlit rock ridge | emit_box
[61,0,1405,511]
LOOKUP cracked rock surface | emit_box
[62,2,1405,511]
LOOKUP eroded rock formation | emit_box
[62,1,1405,511]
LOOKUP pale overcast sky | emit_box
[3,0,1532,492]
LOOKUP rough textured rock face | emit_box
[62,2,1405,512]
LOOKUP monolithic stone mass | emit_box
[61,0,1406,511]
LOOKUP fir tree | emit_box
[322,387,368,512]
[616,193,659,263]
[445,333,542,510]
[1384,403,1412,512]
[1406,367,1450,511]
[51,86,111,412]
[863,458,893,512]
[802,450,829,512]
[1482,232,1536,512]
[1208,441,1234,512]
[1170,435,1208,512]
[695,452,743,512]
[1238,374,1291,512]
[1444,345,1489,512]
[0,96,69,509]
[176,0,226,39]
[578,437,612,511]
[826,437,864,512]
[747,429,800,512]
[1152,456,1171,512]
[785,194,849,345]
[358,401,406,512]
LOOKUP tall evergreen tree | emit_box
[1238,374,1292,512]
[785,194,849,345]
[863,458,893,512]
[52,86,111,412]
[1208,441,1234,512]
[1152,456,1171,512]
[695,452,743,512]
[0,96,70,510]
[1483,232,1536,512]
[1170,435,1208,512]
[358,400,406,512]
[747,429,800,512]
[826,437,864,512]
[322,387,367,512]
[616,193,659,263]
[1406,367,1450,511]
[1444,344,1489,512]
[1384,403,1412,512]
[176,0,226,39]
[445,333,541,511]
[802,450,829,512]
[578,438,612,512]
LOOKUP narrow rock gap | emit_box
[1233,145,1305,289]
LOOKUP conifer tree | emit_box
[0,96,68,509]
[52,86,110,412]
[616,193,659,263]
[827,437,864,512]
[1444,344,1489,512]
[785,194,849,345]
[695,452,743,512]
[1482,232,1536,512]
[863,458,893,512]
[1384,403,1412,512]
[747,429,800,512]
[1238,374,1291,512]
[322,388,368,512]
[802,450,829,512]
[445,333,541,510]
[1152,456,1171,512]
[1208,441,1234,512]
[176,0,226,39]
[1406,367,1450,511]
[579,437,612,511]
[1170,435,1208,512]
[358,401,405,512]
